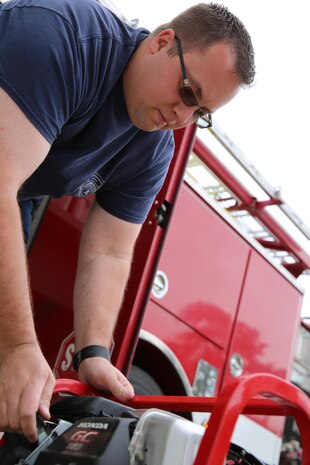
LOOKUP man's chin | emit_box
[128,109,171,132]
[131,119,168,132]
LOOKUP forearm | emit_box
[0,196,37,355]
[73,249,135,402]
[73,252,132,350]
[0,88,54,440]
[73,202,140,353]
[0,89,50,357]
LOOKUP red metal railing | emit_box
[54,373,310,465]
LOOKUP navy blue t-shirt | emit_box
[0,0,174,223]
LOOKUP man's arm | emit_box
[73,201,141,400]
[0,89,53,441]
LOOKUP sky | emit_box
[112,0,310,317]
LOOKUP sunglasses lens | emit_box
[195,112,212,128]
[179,83,212,129]
[179,86,199,107]
[192,109,204,121]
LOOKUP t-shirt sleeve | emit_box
[96,132,175,224]
[0,5,80,143]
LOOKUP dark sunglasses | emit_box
[175,36,212,129]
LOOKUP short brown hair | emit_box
[152,2,255,87]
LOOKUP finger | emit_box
[7,389,23,433]
[1,379,24,433]
[38,374,55,420]
[19,386,41,442]
[115,371,135,401]
[97,367,134,401]
[0,398,9,433]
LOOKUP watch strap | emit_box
[73,345,110,372]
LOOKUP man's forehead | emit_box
[186,44,240,113]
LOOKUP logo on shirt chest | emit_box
[71,173,105,197]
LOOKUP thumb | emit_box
[112,371,135,401]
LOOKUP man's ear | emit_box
[149,28,175,53]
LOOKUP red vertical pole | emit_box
[112,124,197,374]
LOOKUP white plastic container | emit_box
[128,409,206,465]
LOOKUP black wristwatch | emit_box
[72,345,110,372]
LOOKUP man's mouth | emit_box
[157,109,168,128]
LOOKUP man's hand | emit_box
[78,358,135,402]
[0,343,55,442]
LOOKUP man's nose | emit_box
[175,102,196,125]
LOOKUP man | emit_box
[0,0,255,442]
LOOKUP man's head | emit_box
[153,3,255,89]
[123,2,255,132]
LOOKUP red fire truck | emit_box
[27,123,310,464]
